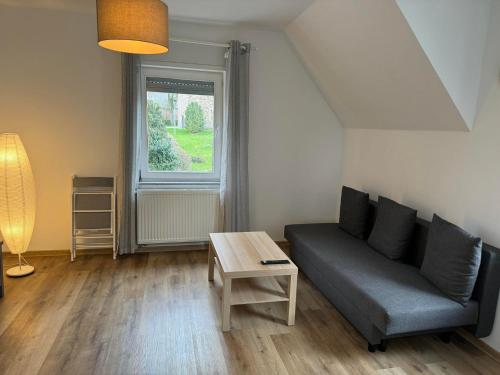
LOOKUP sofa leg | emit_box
[378,340,388,352]
[368,343,377,353]
[439,332,452,344]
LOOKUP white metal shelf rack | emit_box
[71,176,117,261]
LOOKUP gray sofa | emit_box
[284,201,500,352]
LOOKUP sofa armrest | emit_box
[470,243,500,337]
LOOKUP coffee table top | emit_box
[209,231,298,278]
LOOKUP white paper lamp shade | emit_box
[0,134,36,255]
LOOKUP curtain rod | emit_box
[170,37,230,48]
[170,37,257,51]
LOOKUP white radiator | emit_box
[137,190,220,244]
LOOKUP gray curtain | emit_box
[220,41,250,232]
[118,54,141,254]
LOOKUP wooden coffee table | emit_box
[208,231,298,331]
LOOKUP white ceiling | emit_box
[0,0,94,13]
[0,0,314,29]
[286,0,469,131]
[165,0,314,28]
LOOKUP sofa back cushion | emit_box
[368,196,417,260]
[339,186,369,239]
[367,201,428,266]
[420,214,482,306]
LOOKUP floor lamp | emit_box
[0,133,36,277]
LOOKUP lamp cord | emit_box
[3,254,32,269]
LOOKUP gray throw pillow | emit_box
[338,186,369,239]
[368,196,417,259]
[420,214,482,306]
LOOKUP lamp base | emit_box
[6,265,35,277]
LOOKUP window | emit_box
[140,66,224,183]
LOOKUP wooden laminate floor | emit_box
[0,251,499,375]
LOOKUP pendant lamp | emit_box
[0,134,36,277]
[97,0,169,55]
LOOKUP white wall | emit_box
[340,0,500,350]
[0,6,342,251]
[0,5,122,252]
[396,0,491,129]
[159,20,344,240]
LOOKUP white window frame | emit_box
[139,64,224,184]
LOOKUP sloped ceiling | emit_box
[396,0,491,130]
[286,0,490,131]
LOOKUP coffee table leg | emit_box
[222,277,232,331]
[208,241,215,281]
[287,273,297,326]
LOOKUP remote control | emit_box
[261,259,290,265]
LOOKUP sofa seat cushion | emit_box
[285,224,479,335]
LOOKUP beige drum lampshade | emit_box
[97,0,169,54]
[0,134,36,255]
